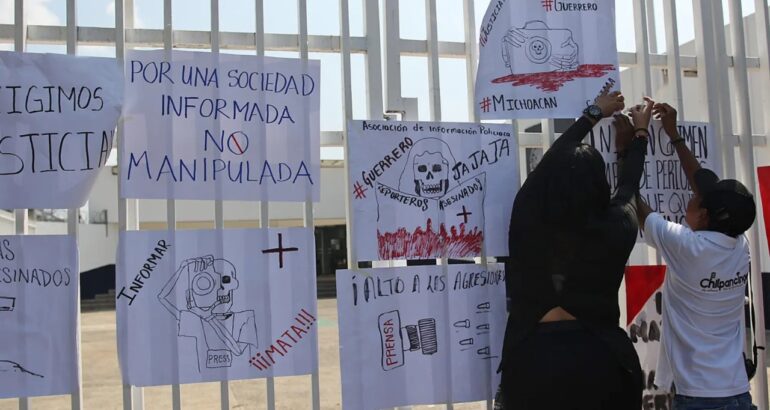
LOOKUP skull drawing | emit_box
[413,152,449,198]
[526,37,550,63]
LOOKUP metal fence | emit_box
[2,0,770,409]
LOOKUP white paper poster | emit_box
[0,235,79,398]
[475,0,619,119]
[625,265,673,410]
[348,120,519,261]
[0,51,123,208]
[337,264,506,410]
[121,50,320,201]
[116,228,317,386]
[587,120,718,226]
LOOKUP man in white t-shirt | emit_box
[634,102,757,410]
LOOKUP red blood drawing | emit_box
[377,218,483,259]
[491,64,616,93]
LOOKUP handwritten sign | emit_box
[475,0,619,119]
[625,265,673,410]
[587,119,718,227]
[120,50,320,201]
[0,51,123,208]
[348,120,519,261]
[116,228,317,386]
[0,235,79,398]
[337,264,505,409]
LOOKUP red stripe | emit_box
[625,265,666,326]
[756,167,770,256]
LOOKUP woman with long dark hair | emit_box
[499,92,653,409]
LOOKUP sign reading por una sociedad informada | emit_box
[121,50,320,201]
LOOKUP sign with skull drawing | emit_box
[116,228,318,386]
[475,0,619,119]
[348,121,519,261]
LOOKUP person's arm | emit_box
[635,195,653,228]
[550,91,625,150]
[612,99,653,206]
[653,103,703,194]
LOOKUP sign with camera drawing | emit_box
[475,0,619,119]
[116,228,317,386]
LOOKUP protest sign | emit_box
[0,51,123,208]
[116,228,317,386]
[121,50,320,201]
[0,235,79,398]
[475,0,619,119]
[337,264,505,409]
[348,120,519,261]
[625,265,673,410]
[587,119,718,226]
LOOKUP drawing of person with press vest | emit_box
[158,255,258,372]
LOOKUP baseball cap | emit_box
[693,168,756,237]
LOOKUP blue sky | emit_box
[0,0,765,160]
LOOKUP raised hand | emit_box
[652,102,679,139]
[613,114,634,153]
[595,91,625,118]
[629,97,655,130]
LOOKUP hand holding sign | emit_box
[629,97,655,130]
[595,90,625,118]
[653,102,679,139]
[613,114,634,153]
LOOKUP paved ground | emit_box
[0,299,485,410]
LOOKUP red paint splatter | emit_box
[377,218,483,260]
[491,64,616,93]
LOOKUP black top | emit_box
[501,116,647,371]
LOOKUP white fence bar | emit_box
[463,0,478,122]
[633,0,653,97]
[66,0,83,408]
[729,1,769,408]
[425,0,441,122]
[662,0,684,113]
[14,1,27,409]
[646,0,658,54]
[160,0,181,408]
[208,0,230,408]
[364,0,384,118]
[297,2,320,409]
[250,2,275,409]
[693,1,725,172]
[710,1,738,179]
[115,0,143,408]
[382,0,403,114]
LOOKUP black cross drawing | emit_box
[456,206,472,224]
[261,233,299,269]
